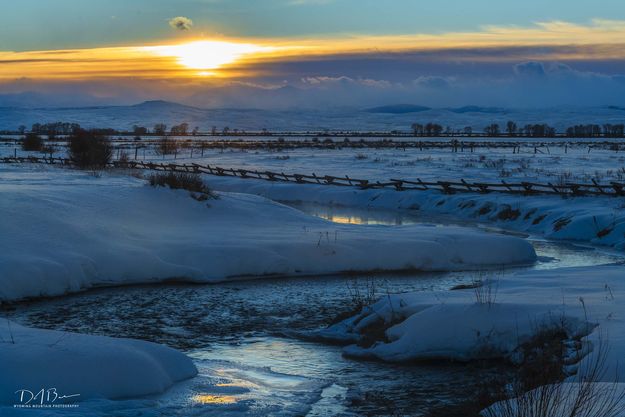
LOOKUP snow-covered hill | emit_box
[2,101,625,132]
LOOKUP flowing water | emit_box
[3,204,623,416]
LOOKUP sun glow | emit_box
[4,20,625,82]
[146,40,275,71]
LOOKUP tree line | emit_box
[8,120,625,138]
[411,121,625,138]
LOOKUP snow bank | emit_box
[342,303,591,362]
[319,265,625,380]
[0,319,197,405]
[206,176,625,249]
[0,165,535,302]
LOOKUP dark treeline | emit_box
[411,121,625,138]
[566,124,625,138]
[4,120,625,138]
[31,122,81,136]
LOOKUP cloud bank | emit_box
[3,20,625,109]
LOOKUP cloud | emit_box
[301,76,392,89]
[513,61,547,77]
[413,76,452,89]
[168,16,193,31]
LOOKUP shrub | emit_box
[68,130,112,169]
[429,326,624,417]
[482,333,625,417]
[21,133,43,151]
[115,151,131,168]
[155,137,179,156]
[148,172,214,197]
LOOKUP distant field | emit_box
[4,135,625,184]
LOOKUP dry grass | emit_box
[483,334,625,417]
[148,172,215,199]
[471,270,502,308]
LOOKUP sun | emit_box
[146,40,274,72]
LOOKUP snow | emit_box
[3,102,625,132]
[0,164,536,302]
[0,319,197,406]
[3,142,623,415]
[133,145,625,185]
[203,175,625,250]
[0,353,330,416]
[318,265,625,382]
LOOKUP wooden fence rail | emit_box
[3,156,625,197]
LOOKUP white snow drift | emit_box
[0,165,536,302]
[319,265,625,382]
[206,176,625,250]
[0,320,197,405]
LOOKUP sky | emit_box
[2,0,625,109]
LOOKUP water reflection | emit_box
[288,201,625,271]
[4,202,624,416]
[193,394,237,404]
[291,203,419,226]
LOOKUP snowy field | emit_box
[204,175,625,251]
[5,138,625,184]
[1,142,625,415]
[0,164,536,302]
[0,163,538,414]
[3,101,625,132]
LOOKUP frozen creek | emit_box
[3,205,623,417]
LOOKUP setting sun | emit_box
[146,40,275,71]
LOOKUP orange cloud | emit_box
[2,20,625,82]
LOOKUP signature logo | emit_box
[14,388,80,409]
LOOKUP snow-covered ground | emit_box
[0,164,535,302]
[0,321,197,407]
[6,139,625,184]
[3,101,625,132]
[2,146,624,415]
[0,352,332,417]
[6,138,625,248]
[0,162,541,415]
[134,145,625,184]
[316,265,625,411]
[202,175,625,251]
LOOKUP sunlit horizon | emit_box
[4,19,625,83]
[3,16,625,109]
[144,40,278,73]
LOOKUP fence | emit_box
[3,155,625,197]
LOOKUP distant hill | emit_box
[447,106,508,114]
[2,102,625,132]
[130,100,202,111]
[366,104,431,114]
[365,104,510,114]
